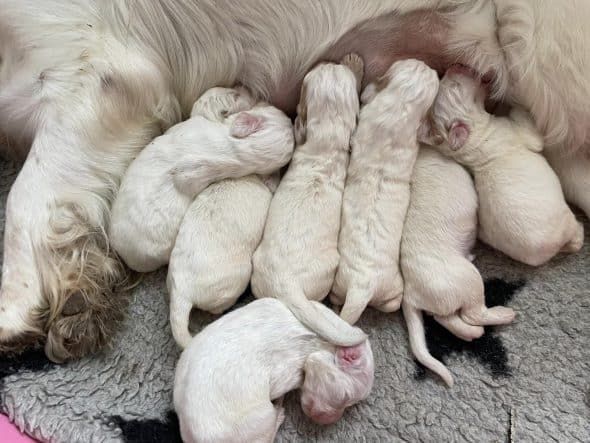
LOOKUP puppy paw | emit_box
[340,53,365,91]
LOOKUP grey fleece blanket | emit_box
[0,155,588,443]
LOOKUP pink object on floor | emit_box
[0,414,36,443]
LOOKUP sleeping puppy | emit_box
[174,298,374,443]
[401,147,515,387]
[423,65,584,267]
[168,172,279,349]
[251,54,367,347]
[331,59,439,324]
[109,88,294,272]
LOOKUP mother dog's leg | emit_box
[0,21,179,362]
[495,0,590,151]
[545,148,590,219]
[495,0,590,219]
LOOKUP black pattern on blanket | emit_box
[0,157,588,443]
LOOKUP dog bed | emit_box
[0,156,588,442]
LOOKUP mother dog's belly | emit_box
[268,10,454,113]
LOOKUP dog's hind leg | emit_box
[0,43,180,362]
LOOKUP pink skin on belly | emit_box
[270,10,453,113]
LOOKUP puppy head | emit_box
[191,86,255,121]
[300,341,374,425]
[362,59,439,114]
[420,65,488,153]
[294,59,361,145]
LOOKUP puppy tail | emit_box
[339,286,372,325]
[403,301,454,387]
[282,286,367,347]
[169,296,194,349]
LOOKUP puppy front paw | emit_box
[341,53,365,91]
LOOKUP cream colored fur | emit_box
[0,0,588,358]
[332,60,439,325]
[425,69,584,267]
[174,299,374,443]
[110,90,293,273]
[401,148,515,387]
[251,56,366,347]
[168,173,279,349]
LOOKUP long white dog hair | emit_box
[0,0,588,360]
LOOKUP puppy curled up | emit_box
[423,66,584,267]
[401,147,515,387]
[174,298,374,443]
[109,87,294,272]
[168,172,279,348]
[251,54,366,347]
[331,59,439,324]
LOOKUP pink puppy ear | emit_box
[449,120,470,150]
[229,112,266,138]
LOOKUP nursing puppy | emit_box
[110,88,294,272]
[168,173,279,349]
[423,66,584,267]
[331,59,439,324]
[251,54,366,347]
[401,148,515,387]
[174,298,374,443]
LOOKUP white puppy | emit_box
[401,147,515,387]
[110,88,294,272]
[174,298,374,443]
[168,173,279,348]
[423,66,584,267]
[251,55,367,347]
[331,59,439,325]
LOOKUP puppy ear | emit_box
[229,112,265,138]
[360,83,377,104]
[448,120,470,150]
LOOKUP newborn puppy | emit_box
[401,147,515,387]
[110,88,294,272]
[331,59,439,324]
[174,298,374,443]
[168,173,279,348]
[423,66,584,267]
[251,55,367,347]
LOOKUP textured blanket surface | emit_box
[0,156,588,443]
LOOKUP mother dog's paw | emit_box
[44,289,129,363]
